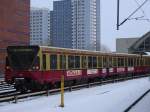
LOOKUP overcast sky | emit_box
[31,0,150,51]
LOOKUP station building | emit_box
[116,31,150,54]
[0,0,30,76]
[116,38,139,53]
[129,31,150,54]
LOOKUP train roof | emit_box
[7,45,150,57]
[40,46,148,57]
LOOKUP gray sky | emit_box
[31,0,150,51]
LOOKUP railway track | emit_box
[0,74,149,103]
[0,80,15,93]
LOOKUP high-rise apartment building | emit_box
[51,0,100,51]
[30,8,50,46]
[0,0,30,76]
[72,0,100,50]
[50,0,72,48]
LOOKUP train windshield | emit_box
[7,46,39,70]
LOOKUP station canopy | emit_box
[128,31,150,55]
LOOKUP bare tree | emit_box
[101,44,111,53]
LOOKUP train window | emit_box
[134,58,137,66]
[127,58,130,66]
[140,58,142,66]
[75,56,80,68]
[128,58,131,66]
[137,58,139,66]
[93,57,97,68]
[140,58,143,66]
[134,58,136,66]
[98,56,102,68]
[131,58,134,66]
[118,58,120,67]
[121,58,124,67]
[103,56,107,68]
[148,58,150,65]
[137,58,140,66]
[68,55,74,69]
[118,57,124,67]
[88,56,92,68]
[60,55,66,69]
[6,56,10,66]
[124,57,128,67]
[148,58,150,66]
[143,59,145,66]
[128,58,133,66]
[50,54,57,69]
[82,56,87,68]
[113,57,117,67]
[43,54,46,70]
[145,58,148,66]
[109,57,112,67]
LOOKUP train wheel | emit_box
[43,83,53,90]
[21,86,28,93]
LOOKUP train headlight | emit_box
[36,66,39,70]
[6,66,10,69]
[33,66,35,69]
[32,66,39,70]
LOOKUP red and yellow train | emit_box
[5,46,150,91]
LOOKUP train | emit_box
[5,45,150,92]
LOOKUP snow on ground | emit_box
[0,77,150,112]
[129,90,150,112]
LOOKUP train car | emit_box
[5,46,150,91]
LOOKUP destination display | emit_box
[117,68,125,72]
[128,67,134,72]
[102,68,107,73]
[67,70,82,77]
[87,69,98,75]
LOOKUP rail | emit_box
[124,89,150,112]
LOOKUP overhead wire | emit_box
[119,0,149,26]
[128,0,150,22]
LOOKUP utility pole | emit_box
[116,0,149,30]
[117,0,120,30]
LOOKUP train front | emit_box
[5,46,41,91]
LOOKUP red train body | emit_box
[5,46,150,91]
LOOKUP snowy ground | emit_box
[0,77,150,112]
[129,91,150,112]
